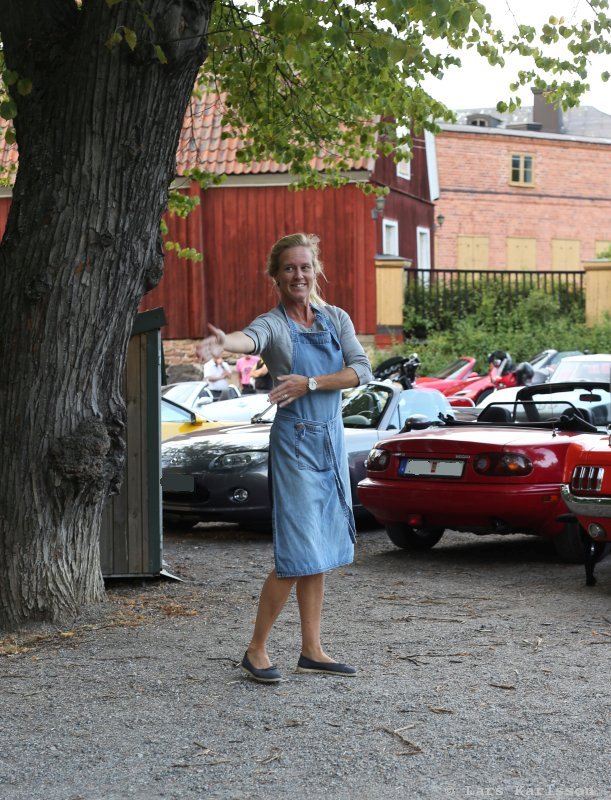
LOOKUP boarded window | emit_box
[551,239,581,270]
[595,240,611,257]
[506,237,537,271]
[457,235,489,270]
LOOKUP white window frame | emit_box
[395,124,411,180]
[383,219,400,256]
[416,226,432,287]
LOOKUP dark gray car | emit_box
[161,382,454,530]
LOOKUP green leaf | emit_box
[433,0,450,16]
[0,98,17,119]
[450,8,471,32]
[17,78,32,96]
[2,69,18,86]
[154,45,168,64]
[4,127,16,145]
[105,30,123,49]
[602,71,610,82]
[123,27,137,51]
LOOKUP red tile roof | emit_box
[176,92,373,176]
[0,91,373,185]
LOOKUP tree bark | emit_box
[0,0,213,630]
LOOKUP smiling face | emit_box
[275,246,315,305]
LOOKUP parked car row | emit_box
[160,353,611,587]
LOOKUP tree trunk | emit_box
[0,0,213,630]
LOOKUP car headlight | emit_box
[474,452,532,476]
[365,448,392,471]
[210,451,268,470]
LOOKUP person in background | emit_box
[252,358,273,394]
[203,354,232,399]
[235,353,259,394]
[197,232,372,684]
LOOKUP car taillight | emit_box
[366,448,391,471]
[473,452,532,476]
[571,465,605,493]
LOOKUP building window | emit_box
[383,220,399,256]
[510,153,534,186]
[396,159,411,180]
[395,124,411,180]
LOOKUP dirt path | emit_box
[1,523,610,800]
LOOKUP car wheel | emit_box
[385,523,445,551]
[553,521,587,563]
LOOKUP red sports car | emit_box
[561,434,611,585]
[358,381,610,561]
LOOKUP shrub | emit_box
[372,279,611,377]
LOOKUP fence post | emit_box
[583,259,611,326]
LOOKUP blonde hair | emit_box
[266,233,327,307]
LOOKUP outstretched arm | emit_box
[197,325,256,361]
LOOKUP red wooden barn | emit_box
[0,94,438,361]
[142,94,438,359]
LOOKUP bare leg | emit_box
[247,569,296,668]
[296,572,335,663]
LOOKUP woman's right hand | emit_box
[196,324,226,362]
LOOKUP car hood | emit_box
[162,421,385,470]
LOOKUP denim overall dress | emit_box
[269,307,356,578]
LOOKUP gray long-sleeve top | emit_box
[242,304,373,387]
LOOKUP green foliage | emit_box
[164,241,203,262]
[372,279,606,376]
[2,1,611,187]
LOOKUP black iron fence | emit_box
[405,269,585,336]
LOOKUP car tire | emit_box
[385,523,445,551]
[553,522,587,563]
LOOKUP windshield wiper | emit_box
[251,404,275,424]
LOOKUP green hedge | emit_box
[372,282,611,376]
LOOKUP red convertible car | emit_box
[561,435,611,585]
[358,381,610,561]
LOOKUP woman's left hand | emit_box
[270,374,309,407]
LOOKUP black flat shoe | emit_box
[241,652,282,683]
[296,654,357,676]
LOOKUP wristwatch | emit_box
[307,376,318,391]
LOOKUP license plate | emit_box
[398,458,465,478]
[162,474,195,493]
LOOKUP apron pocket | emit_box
[294,422,330,472]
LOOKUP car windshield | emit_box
[552,358,611,384]
[162,382,213,408]
[432,357,473,380]
[161,398,195,423]
[479,387,611,428]
[341,383,393,428]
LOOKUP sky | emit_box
[421,0,611,115]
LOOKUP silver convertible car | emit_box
[161,381,455,530]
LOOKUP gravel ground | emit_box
[1,523,610,800]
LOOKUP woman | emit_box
[198,233,373,683]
